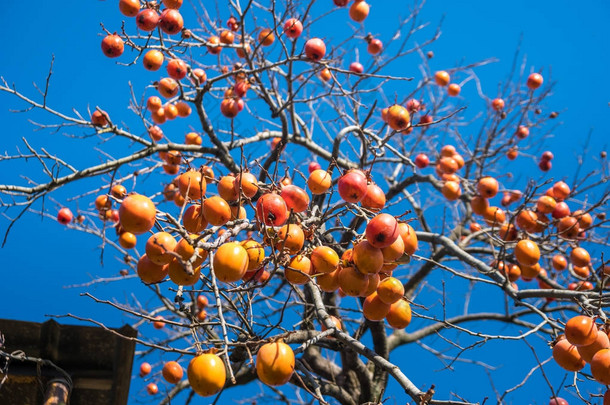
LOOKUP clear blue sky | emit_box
[1,1,609,404]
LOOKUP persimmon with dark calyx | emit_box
[167,59,188,80]
[256,341,295,386]
[141,50,164,72]
[366,213,400,249]
[57,207,73,225]
[101,33,124,58]
[119,194,156,235]
[338,169,368,203]
[188,353,226,396]
[256,193,289,226]
[305,38,326,62]
[477,177,499,198]
[283,18,303,39]
[414,153,429,168]
[438,157,458,174]
[136,9,160,31]
[159,9,184,35]
[386,105,410,131]
[119,0,140,17]
[158,77,179,98]
[220,98,240,118]
[557,216,579,239]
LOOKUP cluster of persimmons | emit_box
[42,0,608,403]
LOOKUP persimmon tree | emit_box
[1,0,609,404]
